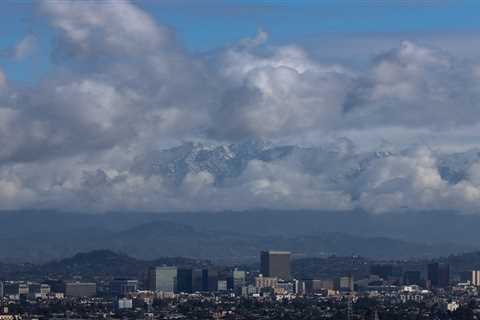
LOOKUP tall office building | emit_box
[438,264,450,288]
[338,276,354,292]
[427,263,438,288]
[228,269,246,290]
[148,266,177,293]
[260,251,291,280]
[175,268,218,293]
[202,269,218,292]
[192,269,204,292]
[177,268,194,293]
[110,279,138,297]
[472,270,480,286]
[427,263,450,288]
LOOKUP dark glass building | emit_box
[177,269,194,293]
[260,251,291,280]
[177,268,218,293]
[227,269,246,291]
[203,269,218,292]
[427,263,450,288]
[110,278,138,297]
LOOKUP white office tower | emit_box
[149,266,178,293]
[472,270,480,286]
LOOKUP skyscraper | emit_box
[472,270,480,286]
[438,263,450,288]
[148,266,177,293]
[227,269,246,291]
[260,251,291,280]
[427,263,439,288]
[427,262,450,288]
[338,276,354,292]
[203,269,218,292]
[110,279,138,297]
[177,268,194,293]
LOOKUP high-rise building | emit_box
[192,269,204,292]
[338,276,354,292]
[427,263,438,288]
[439,264,450,288]
[65,282,97,297]
[228,269,246,290]
[203,269,218,292]
[472,270,480,286]
[175,268,218,293]
[110,279,138,297]
[177,268,194,293]
[0,281,3,298]
[148,266,177,293]
[427,263,450,288]
[260,251,291,280]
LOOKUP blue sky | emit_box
[2,0,480,83]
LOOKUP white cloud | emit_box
[2,1,480,213]
[14,34,36,60]
[0,69,6,88]
[0,34,36,60]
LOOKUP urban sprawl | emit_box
[1,251,480,319]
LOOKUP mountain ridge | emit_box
[0,217,474,264]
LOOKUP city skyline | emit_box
[2,1,480,318]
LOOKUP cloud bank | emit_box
[2,1,480,213]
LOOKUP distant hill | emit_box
[5,249,480,283]
[0,215,474,263]
[0,250,212,281]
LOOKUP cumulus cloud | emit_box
[41,0,172,61]
[208,41,353,140]
[0,34,36,60]
[2,1,480,213]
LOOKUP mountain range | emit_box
[1,141,480,263]
[0,210,477,263]
[132,139,480,190]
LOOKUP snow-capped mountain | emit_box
[132,139,480,188]
[437,148,480,184]
[132,139,396,185]
[132,140,289,183]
